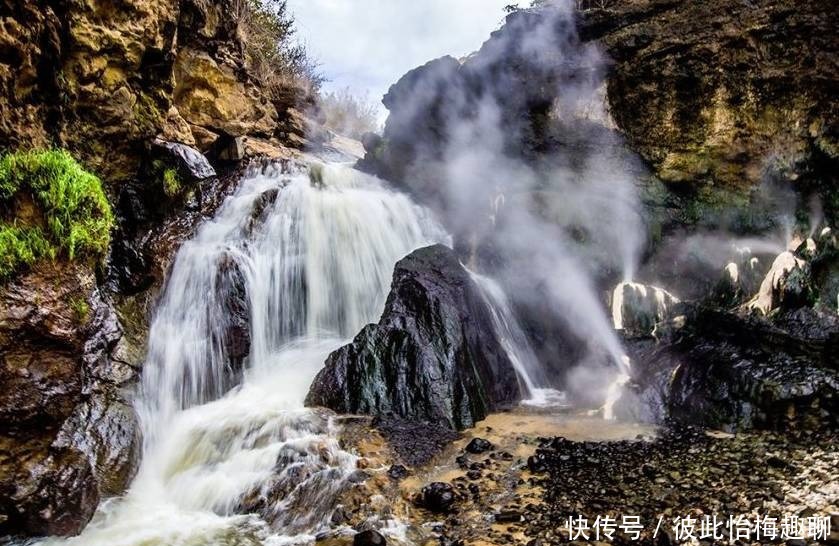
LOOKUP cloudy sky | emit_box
[287,0,528,116]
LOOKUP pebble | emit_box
[466,438,494,454]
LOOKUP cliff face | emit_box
[0,0,314,537]
[361,0,838,227]
[580,0,836,194]
[0,0,307,186]
[0,263,139,537]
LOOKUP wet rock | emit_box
[747,251,814,315]
[215,254,251,376]
[495,511,523,523]
[465,438,494,454]
[387,465,409,480]
[527,453,548,474]
[714,254,766,307]
[373,416,460,467]
[151,138,217,180]
[354,530,387,546]
[306,245,521,430]
[628,304,839,431]
[611,282,679,338]
[418,482,456,513]
[0,263,140,536]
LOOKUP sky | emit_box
[286,0,528,118]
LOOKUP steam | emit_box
[381,2,645,413]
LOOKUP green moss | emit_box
[70,297,90,321]
[68,295,90,322]
[133,93,163,133]
[0,149,114,280]
[162,168,182,197]
[0,225,54,278]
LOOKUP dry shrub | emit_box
[232,0,323,106]
[319,88,381,139]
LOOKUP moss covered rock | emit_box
[0,149,114,280]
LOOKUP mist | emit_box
[373,1,647,411]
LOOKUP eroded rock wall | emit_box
[0,263,139,536]
[361,0,838,227]
[0,0,308,186]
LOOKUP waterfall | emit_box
[40,161,448,546]
[467,269,567,408]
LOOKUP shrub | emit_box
[0,149,114,279]
[233,0,323,104]
[319,88,381,139]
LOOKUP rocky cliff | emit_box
[0,0,310,186]
[360,0,838,229]
[579,0,836,201]
[0,0,318,537]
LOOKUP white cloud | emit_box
[287,0,528,114]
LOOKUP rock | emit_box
[387,465,409,481]
[361,0,838,241]
[495,511,523,523]
[747,251,814,315]
[465,438,494,454]
[631,305,839,431]
[418,482,456,513]
[578,0,837,222]
[215,254,250,377]
[810,227,839,314]
[151,138,217,180]
[714,255,766,307]
[306,245,521,430]
[174,48,278,138]
[373,416,460,467]
[0,0,306,188]
[527,453,548,473]
[353,530,387,546]
[0,263,139,536]
[360,132,382,154]
[611,282,679,338]
[159,106,197,146]
[216,136,246,162]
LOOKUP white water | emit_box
[39,162,448,546]
[467,269,567,408]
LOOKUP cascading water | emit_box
[467,269,567,408]
[38,161,448,546]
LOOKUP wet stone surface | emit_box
[333,412,838,546]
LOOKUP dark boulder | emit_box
[465,438,493,454]
[0,263,140,537]
[416,482,456,513]
[387,464,409,481]
[623,305,839,431]
[354,530,387,546]
[305,245,521,430]
[215,254,251,376]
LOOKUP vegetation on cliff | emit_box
[0,149,114,279]
[236,0,322,101]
